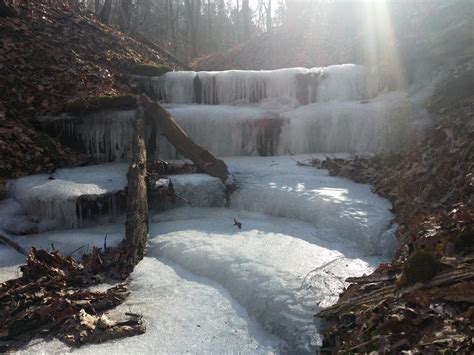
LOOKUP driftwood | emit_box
[140,95,233,186]
[122,103,149,273]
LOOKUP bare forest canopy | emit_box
[79,1,473,73]
[192,0,473,71]
[80,0,278,63]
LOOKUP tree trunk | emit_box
[266,0,272,33]
[140,95,233,186]
[94,0,101,15]
[119,0,132,32]
[123,104,149,272]
[242,0,250,40]
[99,0,112,24]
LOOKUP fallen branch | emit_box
[0,233,27,256]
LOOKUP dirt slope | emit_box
[0,0,178,180]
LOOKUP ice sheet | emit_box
[226,155,395,255]
[150,207,386,352]
[1,204,388,354]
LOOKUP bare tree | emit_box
[119,0,132,32]
[242,0,250,40]
[99,0,112,24]
[266,0,272,33]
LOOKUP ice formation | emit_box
[145,64,384,105]
[281,91,416,154]
[6,165,227,230]
[38,110,137,163]
[0,205,387,353]
[38,64,428,161]
[225,156,395,255]
[161,104,286,157]
[7,164,129,229]
[151,208,386,352]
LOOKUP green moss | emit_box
[63,95,137,114]
[128,64,172,77]
[402,250,441,285]
[454,229,474,253]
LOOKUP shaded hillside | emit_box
[0,0,179,180]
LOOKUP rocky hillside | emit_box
[0,0,179,181]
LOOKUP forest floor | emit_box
[0,0,178,183]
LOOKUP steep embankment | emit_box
[0,0,178,182]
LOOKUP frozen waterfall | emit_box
[0,63,421,353]
[39,64,423,162]
[142,64,385,105]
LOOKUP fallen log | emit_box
[140,95,233,187]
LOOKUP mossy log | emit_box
[140,95,232,186]
[128,64,172,77]
[63,95,137,115]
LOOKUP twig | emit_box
[299,257,344,289]
[104,234,108,251]
[0,233,27,256]
[68,245,87,257]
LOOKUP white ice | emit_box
[281,91,417,154]
[148,64,384,105]
[158,91,417,158]
[161,104,282,157]
[1,226,284,354]
[7,164,128,229]
[5,165,227,230]
[1,205,388,354]
[226,155,395,256]
[150,207,386,352]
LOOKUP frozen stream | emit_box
[0,155,395,353]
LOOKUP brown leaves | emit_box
[0,249,144,352]
[0,0,177,179]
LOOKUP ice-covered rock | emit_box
[149,173,227,210]
[7,164,129,230]
[5,164,227,231]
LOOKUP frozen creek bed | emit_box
[0,156,396,354]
